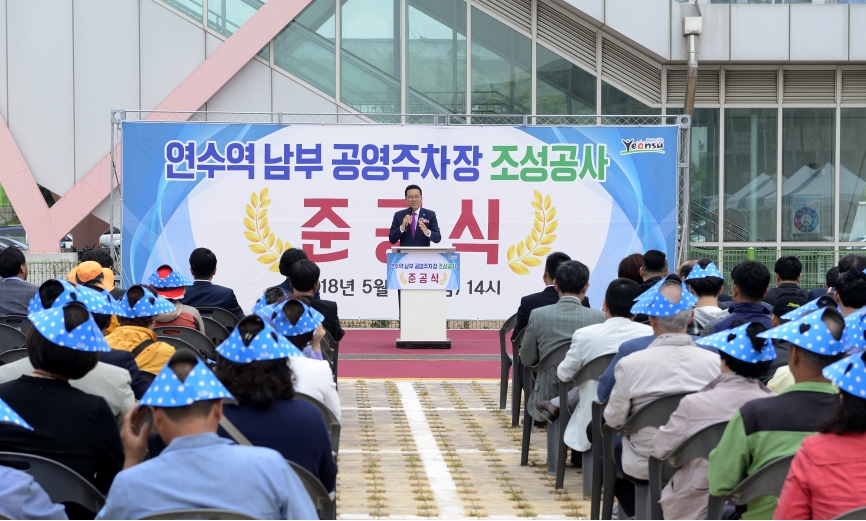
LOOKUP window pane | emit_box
[601,82,660,116]
[470,8,531,116]
[208,0,264,38]
[536,44,595,115]
[671,108,720,243]
[724,108,777,242]
[163,0,203,21]
[274,0,336,97]
[407,0,466,115]
[781,108,835,242]
[341,0,401,114]
[840,109,866,242]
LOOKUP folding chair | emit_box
[601,393,692,520]
[0,315,31,335]
[648,421,728,519]
[511,328,526,427]
[0,348,28,364]
[295,392,341,454]
[287,459,336,520]
[591,399,607,520]
[195,307,239,330]
[0,325,26,354]
[835,507,866,520]
[201,317,230,347]
[555,353,616,494]
[707,454,795,520]
[520,341,570,469]
[321,331,337,381]
[0,451,105,515]
[155,327,217,361]
[499,313,518,409]
[138,509,259,520]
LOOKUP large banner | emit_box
[122,122,679,320]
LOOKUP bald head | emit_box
[651,280,693,333]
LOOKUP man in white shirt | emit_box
[536,278,651,453]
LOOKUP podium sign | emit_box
[386,252,460,290]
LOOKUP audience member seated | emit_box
[258,300,342,422]
[764,256,810,307]
[269,298,327,360]
[833,267,866,317]
[709,307,847,520]
[76,250,125,300]
[520,260,604,423]
[105,285,177,374]
[536,278,650,456]
[182,247,244,318]
[704,261,773,335]
[604,279,721,518]
[275,248,319,299]
[214,315,338,491]
[0,280,136,424]
[0,398,68,520]
[0,247,38,316]
[808,266,838,302]
[652,322,776,520]
[617,253,645,286]
[289,259,345,342]
[760,296,807,384]
[596,275,719,403]
[639,250,669,293]
[0,303,123,496]
[96,351,317,520]
[252,286,289,315]
[68,261,120,334]
[774,351,866,519]
[148,265,205,332]
[684,259,728,335]
[512,252,577,343]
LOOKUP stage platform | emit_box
[338,329,502,379]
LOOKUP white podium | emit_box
[391,246,454,349]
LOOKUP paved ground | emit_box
[335,379,590,519]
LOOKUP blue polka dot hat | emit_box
[139,357,234,408]
[76,285,120,316]
[27,279,86,314]
[251,287,288,316]
[685,261,723,281]
[27,303,112,353]
[823,351,866,398]
[115,285,177,318]
[697,322,776,363]
[146,265,194,299]
[0,397,31,431]
[262,300,325,337]
[630,281,697,317]
[217,316,303,363]
[781,294,837,322]
[843,309,866,354]
[758,307,846,356]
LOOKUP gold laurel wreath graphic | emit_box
[506,190,558,275]
[399,273,408,284]
[243,188,291,273]
[440,272,448,285]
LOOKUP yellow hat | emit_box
[67,261,115,291]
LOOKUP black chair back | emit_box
[287,459,336,519]
[0,315,31,335]
[0,451,105,515]
[511,328,527,427]
[0,324,26,354]
[520,341,571,466]
[707,454,795,519]
[295,392,341,454]
[195,307,239,329]
[201,317,230,347]
[835,507,866,520]
[0,348,28,364]
[499,313,518,409]
[155,327,217,361]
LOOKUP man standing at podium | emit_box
[389,185,441,246]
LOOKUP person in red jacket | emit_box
[774,350,866,520]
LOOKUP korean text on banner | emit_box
[387,252,460,290]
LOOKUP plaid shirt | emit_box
[519,296,604,422]
[0,278,38,317]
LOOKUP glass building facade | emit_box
[160,0,866,287]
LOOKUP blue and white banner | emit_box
[386,252,460,291]
[122,122,679,319]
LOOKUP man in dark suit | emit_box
[181,247,244,319]
[0,248,37,316]
[765,256,810,307]
[512,252,575,342]
[289,259,345,342]
[388,185,441,247]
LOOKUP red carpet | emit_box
[337,329,504,379]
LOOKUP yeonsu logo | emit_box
[621,138,665,155]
